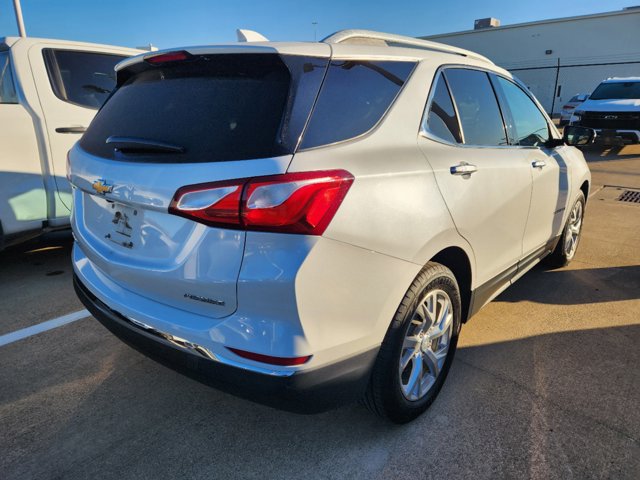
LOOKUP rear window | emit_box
[43,49,127,109]
[81,54,328,163]
[590,81,640,100]
[300,60,415,149]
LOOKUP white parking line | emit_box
[0,310,90,347]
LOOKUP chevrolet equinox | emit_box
[69,30,592,423]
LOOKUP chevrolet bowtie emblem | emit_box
[92,179,114,195]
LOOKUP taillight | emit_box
[169,179,244,228]
[226,347,311,366]
[562,105,575,110]
[168,170,354,235]
[144,50,193,65]
[242,171,354,234]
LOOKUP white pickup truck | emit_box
[0,36,140,249]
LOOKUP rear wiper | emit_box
[106,136,185,154]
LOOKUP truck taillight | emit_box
[169,170,354,235]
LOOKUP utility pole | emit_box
[550,57,561,117]
[13,0,27,37]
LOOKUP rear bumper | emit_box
[74,273,378,414]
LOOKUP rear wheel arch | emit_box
[580,180,589,201]
[430,247,472,322]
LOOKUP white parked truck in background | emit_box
[0,36,140,249]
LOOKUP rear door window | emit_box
[0,51,18,103]
[444,68,508,146]
[423,72,462,144]
[43,49,127,109]
[493,75,550,147]
[81,54,329,163]
[300,60,415,149]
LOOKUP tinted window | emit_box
[0,51,18,104]
[590,81,640,100]
[81,54,329,163]
[43,49,127,109]
[424,73,462,143]
[300,60,415,149]
[495,76,549,147]
[444,68,507,146]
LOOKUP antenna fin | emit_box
[236,29,269,42]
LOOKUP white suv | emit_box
[69,30,592,423]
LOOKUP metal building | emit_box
[421,7,640,115]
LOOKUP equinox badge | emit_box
[92,179,113,195]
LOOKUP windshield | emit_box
[590,82,640,100]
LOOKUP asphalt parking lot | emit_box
[1,146,639,480]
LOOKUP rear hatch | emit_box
[69,46,330,318]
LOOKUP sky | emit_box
[0,0,635,49]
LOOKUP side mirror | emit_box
[563,125,596,146]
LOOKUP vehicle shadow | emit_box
[1,323,638,479]
[581,143,640,161]
[494,263,640,305]
[0,231,76,336]
[0,230,73,284]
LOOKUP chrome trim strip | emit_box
[98,302,297,378]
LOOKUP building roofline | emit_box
[421,8,640,40]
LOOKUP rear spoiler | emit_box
[114,43,331,86]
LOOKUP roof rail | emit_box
[322,29,493,64]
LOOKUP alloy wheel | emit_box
[399,289,454,401]
[564,200,583,259]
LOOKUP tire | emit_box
[543,191,586,269]
[363,262,462,424]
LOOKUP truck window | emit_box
[43,49,127,109]
[0,51,18,104]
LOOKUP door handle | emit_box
[450,163,478,176]
[532,160,546,169]
[55,126,87,134]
